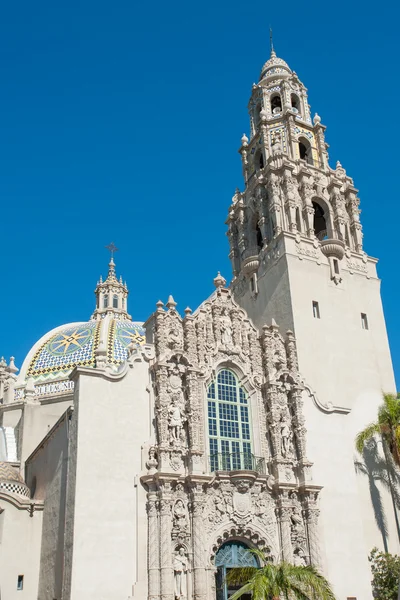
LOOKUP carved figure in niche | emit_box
[173,500,187,533]
[168,326,181,350]
[255,494,269,516]
[221,312,233,347]
[174,547,188,599]
[214,492,226,521]
[280,416,292,457]
[291,507,304,534]
[146,445,158,474]
[272,132,282,154]
[169,398,186,443]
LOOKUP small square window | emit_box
[312,301,320,319]
[361,313,369,330]
[17,575,24,590]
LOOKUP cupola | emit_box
[92,246,131,321]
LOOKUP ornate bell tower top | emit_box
[92,249,131,321]
[227,47,363,281]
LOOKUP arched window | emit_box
[207,369,253,472]
[291,94,300,113]
[103,294,109,308]
[113,294,118,308]
[215,541,259,600]
[312,201,327,240]
[122,298,125,309]
[299,138,313,165]
[270,94,282,114]
[254,103,262,128]
[259,152,264,169]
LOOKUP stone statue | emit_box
[293,548,307,566]
[280,416,291,456]
[173,499,187,532]
[221,314,233,347]
[146,445,158,474]
[168,399,184,442]
[173,547,188,599]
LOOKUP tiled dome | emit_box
[260,50,291,81]
[0,462,24,483]
[25,318,146,381]
[0,462,30,497]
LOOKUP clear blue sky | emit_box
[0,0,398,385]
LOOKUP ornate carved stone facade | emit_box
[142,276,322,599]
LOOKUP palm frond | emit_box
[355,422,380,454]
[225,567,258,587]
[228,581,253,600]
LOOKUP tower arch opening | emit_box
[312,201,327,240]
[298,137,313,165]
[253,103,262,129]
[291,93,300,113]
[270,93,282,114]
[113,294,118,309]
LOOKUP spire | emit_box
[91,245,131,321]
[269,27,276,57]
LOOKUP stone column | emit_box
[191,485,207,600]
[277,504,293,562]
[147,489,160,600]
[305,506,321,569]
[159,495,174,600]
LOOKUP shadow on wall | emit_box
[354,439,400,552]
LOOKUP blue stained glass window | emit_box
[207,369,254,472]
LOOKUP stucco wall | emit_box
[25,411,70,600]
[64,359,152,600]
[0,499,42,600]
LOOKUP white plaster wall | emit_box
[25,413,70,600]
[1,398,72,464]
[0,500,42,600]
[65,360,151,600]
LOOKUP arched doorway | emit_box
[215,541,258,600]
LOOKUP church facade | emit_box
[0,47,397,600]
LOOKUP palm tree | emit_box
[225,549,336,600]
[355,392,400,466]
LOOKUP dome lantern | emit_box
[92,244,131,321]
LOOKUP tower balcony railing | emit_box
[209,452,266,474]
[242,246,261,260]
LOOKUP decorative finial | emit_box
[166,295,177,309]
[213,271,226,289]
[105,242,119,260]
[313,113,321,124]
[241,133,249,147]
[269,27,276,57]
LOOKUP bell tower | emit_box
[228,44,398,595]
[228,46,395,412]
[227,45,398,596]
